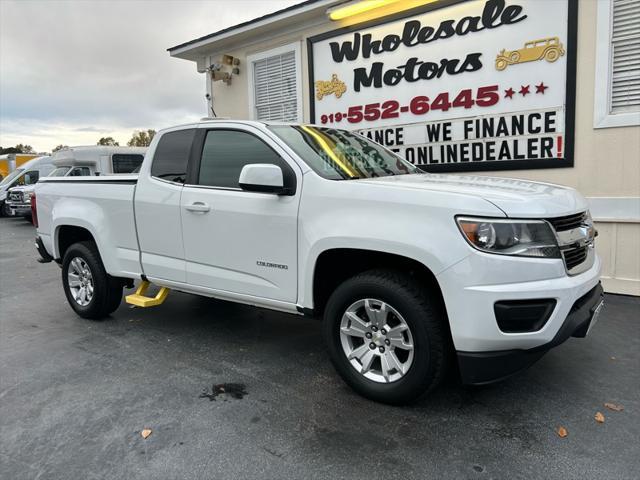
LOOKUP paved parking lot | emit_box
[1,216,639,479]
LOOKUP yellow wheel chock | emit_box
[125,281,170,307]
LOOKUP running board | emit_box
[125,281,170,307]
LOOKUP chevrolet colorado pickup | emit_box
[34,120,604,404]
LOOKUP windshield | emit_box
[268,125,420,180]
[48,167,71,177]
[0,168,24,186]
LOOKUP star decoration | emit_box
[536,82,548,94]
[504,87,515,99]
[519,85,530,96]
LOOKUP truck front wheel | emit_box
[61,241,122,320]
[323,269,448,404]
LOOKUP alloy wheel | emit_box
[339,298,415,383]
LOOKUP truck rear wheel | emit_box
[61,241,122,320]
[323,269,448,404]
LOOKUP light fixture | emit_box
[328,0,438,22]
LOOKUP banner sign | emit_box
[308,0,577,172]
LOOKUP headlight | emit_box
[23,192,32,201]
[456,217,560,258]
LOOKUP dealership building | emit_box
[169,0,640,295]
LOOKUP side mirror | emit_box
[239,164,292,195]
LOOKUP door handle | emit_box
[185,202,210,213]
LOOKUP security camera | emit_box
[205,93,211,100]
[208,63,223,72]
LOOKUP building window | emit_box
[248,42,302,122]
[594,0,640,128]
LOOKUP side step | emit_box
[125,281,170,307]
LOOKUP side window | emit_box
[24,171,39,185]
[151,129,195,183]
[198,130,287,189]
[69,167,90,177]
[112,154,144,174]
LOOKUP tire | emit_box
[1,201,11,217]
[545,49,559,62]
[106,285,123,314]
[61,241,122,320]
[323,269,449,405]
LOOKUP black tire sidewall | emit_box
[1,201,11,217]
[61,242,118,320]
[323,272,444,404]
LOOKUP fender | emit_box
[51,196,141,278]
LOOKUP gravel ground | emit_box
[1,216,639,480]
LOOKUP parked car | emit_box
[6,146,147,218]
[0,156,54,217]
[33,120,603,404]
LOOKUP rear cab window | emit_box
[151,129,196,183]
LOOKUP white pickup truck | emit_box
[33,120,603,404]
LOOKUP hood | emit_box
[357,173,589,218]
[8,185,33,193]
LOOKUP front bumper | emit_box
[9,203,31,216]
[457,282,605,384]
[435,246,602,384]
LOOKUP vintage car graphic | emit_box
[315,74,347,100]
[495,37,565,71]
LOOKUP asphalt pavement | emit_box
[1,216,639,480]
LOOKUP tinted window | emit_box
[23,171,39,185]
[112,154,144,174]
[151,129,195,183]
[198,130,285,188]
[68,167,91,176]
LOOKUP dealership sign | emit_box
[308,0,577,172]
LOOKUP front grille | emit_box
[8,191,22,202]
[562,246,589,270]
[546,211,587,231]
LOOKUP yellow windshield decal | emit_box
[300,126,357,178]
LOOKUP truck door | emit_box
[135,128,196,283]
[180,126,301,303]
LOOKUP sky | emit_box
[0,0,299,152]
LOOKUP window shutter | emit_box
[611,0,640,113]
[253,50,298,121]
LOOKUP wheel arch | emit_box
[309,247,447,320]
[55,223,99,261]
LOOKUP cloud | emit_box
[0,0,298,151]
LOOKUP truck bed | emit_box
[35,175,142,278]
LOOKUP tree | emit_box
[0,146,21,154]
[1,144,34,154]
[14,144,34,153]
[97,136,119,146]
[127,129,156,147]
[52,145,68,153]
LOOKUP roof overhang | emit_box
[168,0,341,61]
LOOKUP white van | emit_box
[0,156,54,216]
[5,146,147,218]
[50,146,147,176]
